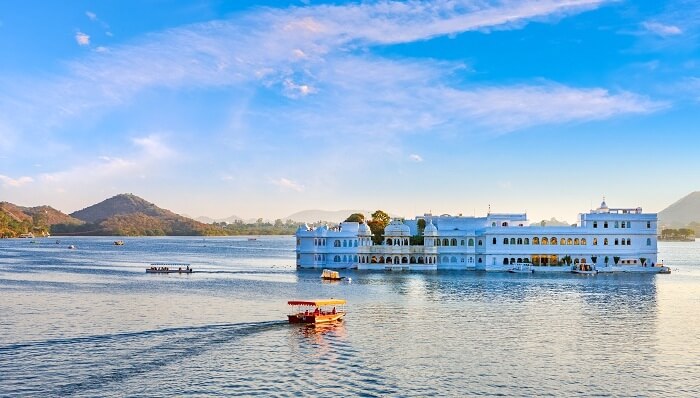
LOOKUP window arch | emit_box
[593,238,597,245]
[614,239,619,245]
[646,238,651,246]
[451,238,457,246]
[504,238,509,244]
[614,221,619,228]
[604,238,608,245]
[334,240,341,247]
[533,237,539,245]
[510,238,516,245]
[386,238,393,245]
[574,238,579,245]
[503,258,509,265]
[493,237,497,245]
[468,238,474,246]
[551,237,558,245]
[524,238,530,245]
[561,238,567,245]
[627,238,631,245]
[581,238,587,245]
[604,222,608,228]
[542,237,549,245]
[451,256,457,263]
[502,222,508,227]
[517,238,523,245]
[443,238,449,246]
[442,256,449,263]
[343,240,347,247]
[404,238,409,246]
[478,240,483,246]
[492,222,496,227]
[461,240,465,246]
[567,238,573,245]
[334,255,340,262]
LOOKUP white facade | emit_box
[295,201,659,272]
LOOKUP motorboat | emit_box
[114,240,125,245]
[320,269,344,280]
[146,263,192,273]
[67,245,76,250]
[508,263,533,273]
[287,299,346,324]
[572,264,597,275]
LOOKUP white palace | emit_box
[295,200,665,272]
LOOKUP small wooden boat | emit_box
[146,263,192,273]
[287,299,346,324]
[320,269,344,280]
[114,240,125,246]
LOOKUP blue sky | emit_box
[1,0,699,222]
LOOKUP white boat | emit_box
[508,263,533,273]
[67,245,76,249]
[572,264,597,275]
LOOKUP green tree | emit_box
[604,256,609,265]
[613,256,620,265]
[417,219,426,235]
[368,210,391,245]
[344,213,365,223]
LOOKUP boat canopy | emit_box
[287,299,346,306]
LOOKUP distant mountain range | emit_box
[3,191,699,237]
[283,209,377,224]
[658,191,700,228]
[530,218,571,227]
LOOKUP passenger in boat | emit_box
[332,307,336,315]
[314,307,320,315]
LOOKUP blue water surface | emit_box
[1,237,698,397]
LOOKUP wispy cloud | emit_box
[271,177,304,192]
[74,31,90,46]
[0,174,33,187]
[86,11,98,21]
[1,0,662,152]
[409,154,424,162]
[642,21,682,37]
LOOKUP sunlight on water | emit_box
[1,237,698,396]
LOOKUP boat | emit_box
[508,263,533,273]
[320,269,344,280]
[18,233,34,239]
[572,264,597,275]
[146,263,192,273]
[67,245,76,249]
[114,240,125,246]
[287,299,347,324]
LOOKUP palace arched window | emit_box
[443,238,449,246]
[386,238,393,245]
[493,238,497,245]
[468,239,474,246]
[614,239,619,245]
[533,237,539,245]
[646,238,651,246]
[442,256,449,263]
[503,238,508,244]
[478,240,483,246]
[461,240,465,246]
[604,222,608,228]
[404,239,409,246]
[593,221,598,228]
[343,240,347,247]
[334,255,340,262]
[561,238,567,245]
[510,238,516,245]
[593,238,597,245]
[567,238,573,245]
[524,238,530,244]
[627,239,631,245]
[503,258,509,265]
[451,238,457,246]
[517,238,522,245]
[502,222,508,227]
[551,237,558,245]
[604,238,608,245]
[614,221,619,228]
[542,237,549,245]
[334,240,341,247]
[574,238,579,245]
[581,238,587,245]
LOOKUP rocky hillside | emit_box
[0,202,83,237]
[659,191,700,227]
[61,194,218,236]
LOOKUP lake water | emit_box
[1,237,699,397]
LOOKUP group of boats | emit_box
[507,262,671,275]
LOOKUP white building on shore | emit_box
[295,201,664,272]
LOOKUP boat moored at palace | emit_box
[295,200,670,274]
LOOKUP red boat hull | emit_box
[287,312,346,324]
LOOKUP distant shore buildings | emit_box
[295,201,659,272]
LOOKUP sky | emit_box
[0,0,699,223]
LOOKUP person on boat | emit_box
[332,307,336,315]
[314,307,320,315]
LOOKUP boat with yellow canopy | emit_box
[287,299,347,324]
[320,269,344,280]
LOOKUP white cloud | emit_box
[642,21,682,37]
[86,11,97,21]
[0,0,662,146]
[132,134,174,159]
[75,32,90,46]
[0,174,33,187]
[409,154,423,162]
[271,177,304,192]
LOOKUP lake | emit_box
[1,237,698,397]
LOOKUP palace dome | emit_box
[384,219,411,237]
[358,222,372,236]
[424,220,438,236]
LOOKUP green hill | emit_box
[0,202,83,238]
